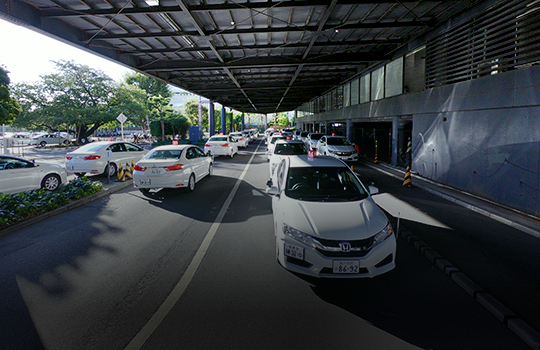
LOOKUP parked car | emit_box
[316,135,359,162]
[1,133,32,146]
[133,145,212,194]
[204,135,238,158]
[29,133,70,147]
[65,141,146,177]
[230,132,249,148]
[266,155,395,278]
[268,139,307,178]
[305,133,324,150]
[0,154,68,194]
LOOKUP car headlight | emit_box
[282,224,320,249]
[327,149,336,154]
[373,222,394,246]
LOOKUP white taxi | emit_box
[0,155,67,194]
[133,145,212,194]
[316,135,358,162]
[204,135,238,158]
[268,139,307,178]
[266,155,395,278]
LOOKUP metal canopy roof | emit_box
[1,0,474,114]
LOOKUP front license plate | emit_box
[140,179,151,185]
[284,243,304,260]
[333,260,360,274]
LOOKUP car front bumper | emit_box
[277,234,396,278]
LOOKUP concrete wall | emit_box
[299,65,540,215]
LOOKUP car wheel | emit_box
[105,163,117,177]
[63,140,70,145]
[208,163,213,177]
[39,141,47,147]
[41,174,61,191]
[230,151,234,158]
[188,173,196,192]
[74,172,86,177]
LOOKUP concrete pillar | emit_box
[209,101,215,136]
[391,116,399,166]
[221,106,227,134]
[346,119,352,140]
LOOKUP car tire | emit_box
[188,173,196,192]
[104,163,117,177]
[208,163,213,177]
[41,174,61,191]
[230,151,234,158]
[39,141,47,147]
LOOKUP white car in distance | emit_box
[65,141,146,177]
[266,134,287,160]
[230,132,249,148]
[316,135,359,162]
[0,155,67,194]
[266,155,396,279]
[133,145,212,194]
[268,140,307,178]
[305,133,324,150]
[204,135,238,158]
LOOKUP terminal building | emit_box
[294,0,540,216]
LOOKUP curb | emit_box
[399,228,540,349]
[0,180,133,238]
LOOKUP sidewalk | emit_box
[360,160,540,350]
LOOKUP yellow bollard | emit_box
[117,163,125,182]
[402,166,412,187]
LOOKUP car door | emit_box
[192,147,208,178]
[0,158,39,193]
[123,143,146,166]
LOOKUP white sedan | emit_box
[230,132,249,148]
[316,135,358,162]
[268,139,307,178]
[0,155,67,194]
[266,155,396,278]
[133,145,212,194]
[29,133,70,147]
[204,135,238,158]
[65,141,146,177]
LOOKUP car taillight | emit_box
[84,155,101,160]
[221,143,229,147]
[166,164,185,171]
[66,155,73,160]
[133,164,146,171]
[204,143,211,147]
[239,137,244,140]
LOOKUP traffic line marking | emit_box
[124,141,262,350]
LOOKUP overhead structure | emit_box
[0,0,474,114]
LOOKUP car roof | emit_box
[287,155,347,168]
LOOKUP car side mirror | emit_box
[368,185,379,195]
[266,185,280,196]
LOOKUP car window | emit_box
[210,137,228,142]
[0,158,32,170]
[75,143,105,152]
[147,149,182,159]
[186,148,197,159]
[124,143,144,152]
[327,137,352,146]
[274,143,307,155]
[193,147,205,157]
[285,166,368,202]
[108,143,125,152]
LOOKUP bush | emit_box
[0,177,104,230]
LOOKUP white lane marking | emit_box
[125,141,262,350]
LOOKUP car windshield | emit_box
[327,137,352,146]
[145,149,182,160]
[274,143,307,155]
[309,134,324,141]
[285,166,368,202]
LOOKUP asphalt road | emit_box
[0,140,532,349]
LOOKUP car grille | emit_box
[314,237,374,257]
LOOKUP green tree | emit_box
[12,60,116,142]
[110,84,150,129]
[0,65,21,125]
[124,72,171,98]
[184,100,208,130]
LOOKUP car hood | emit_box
[327,145,355,152]
[281,197,388,240]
